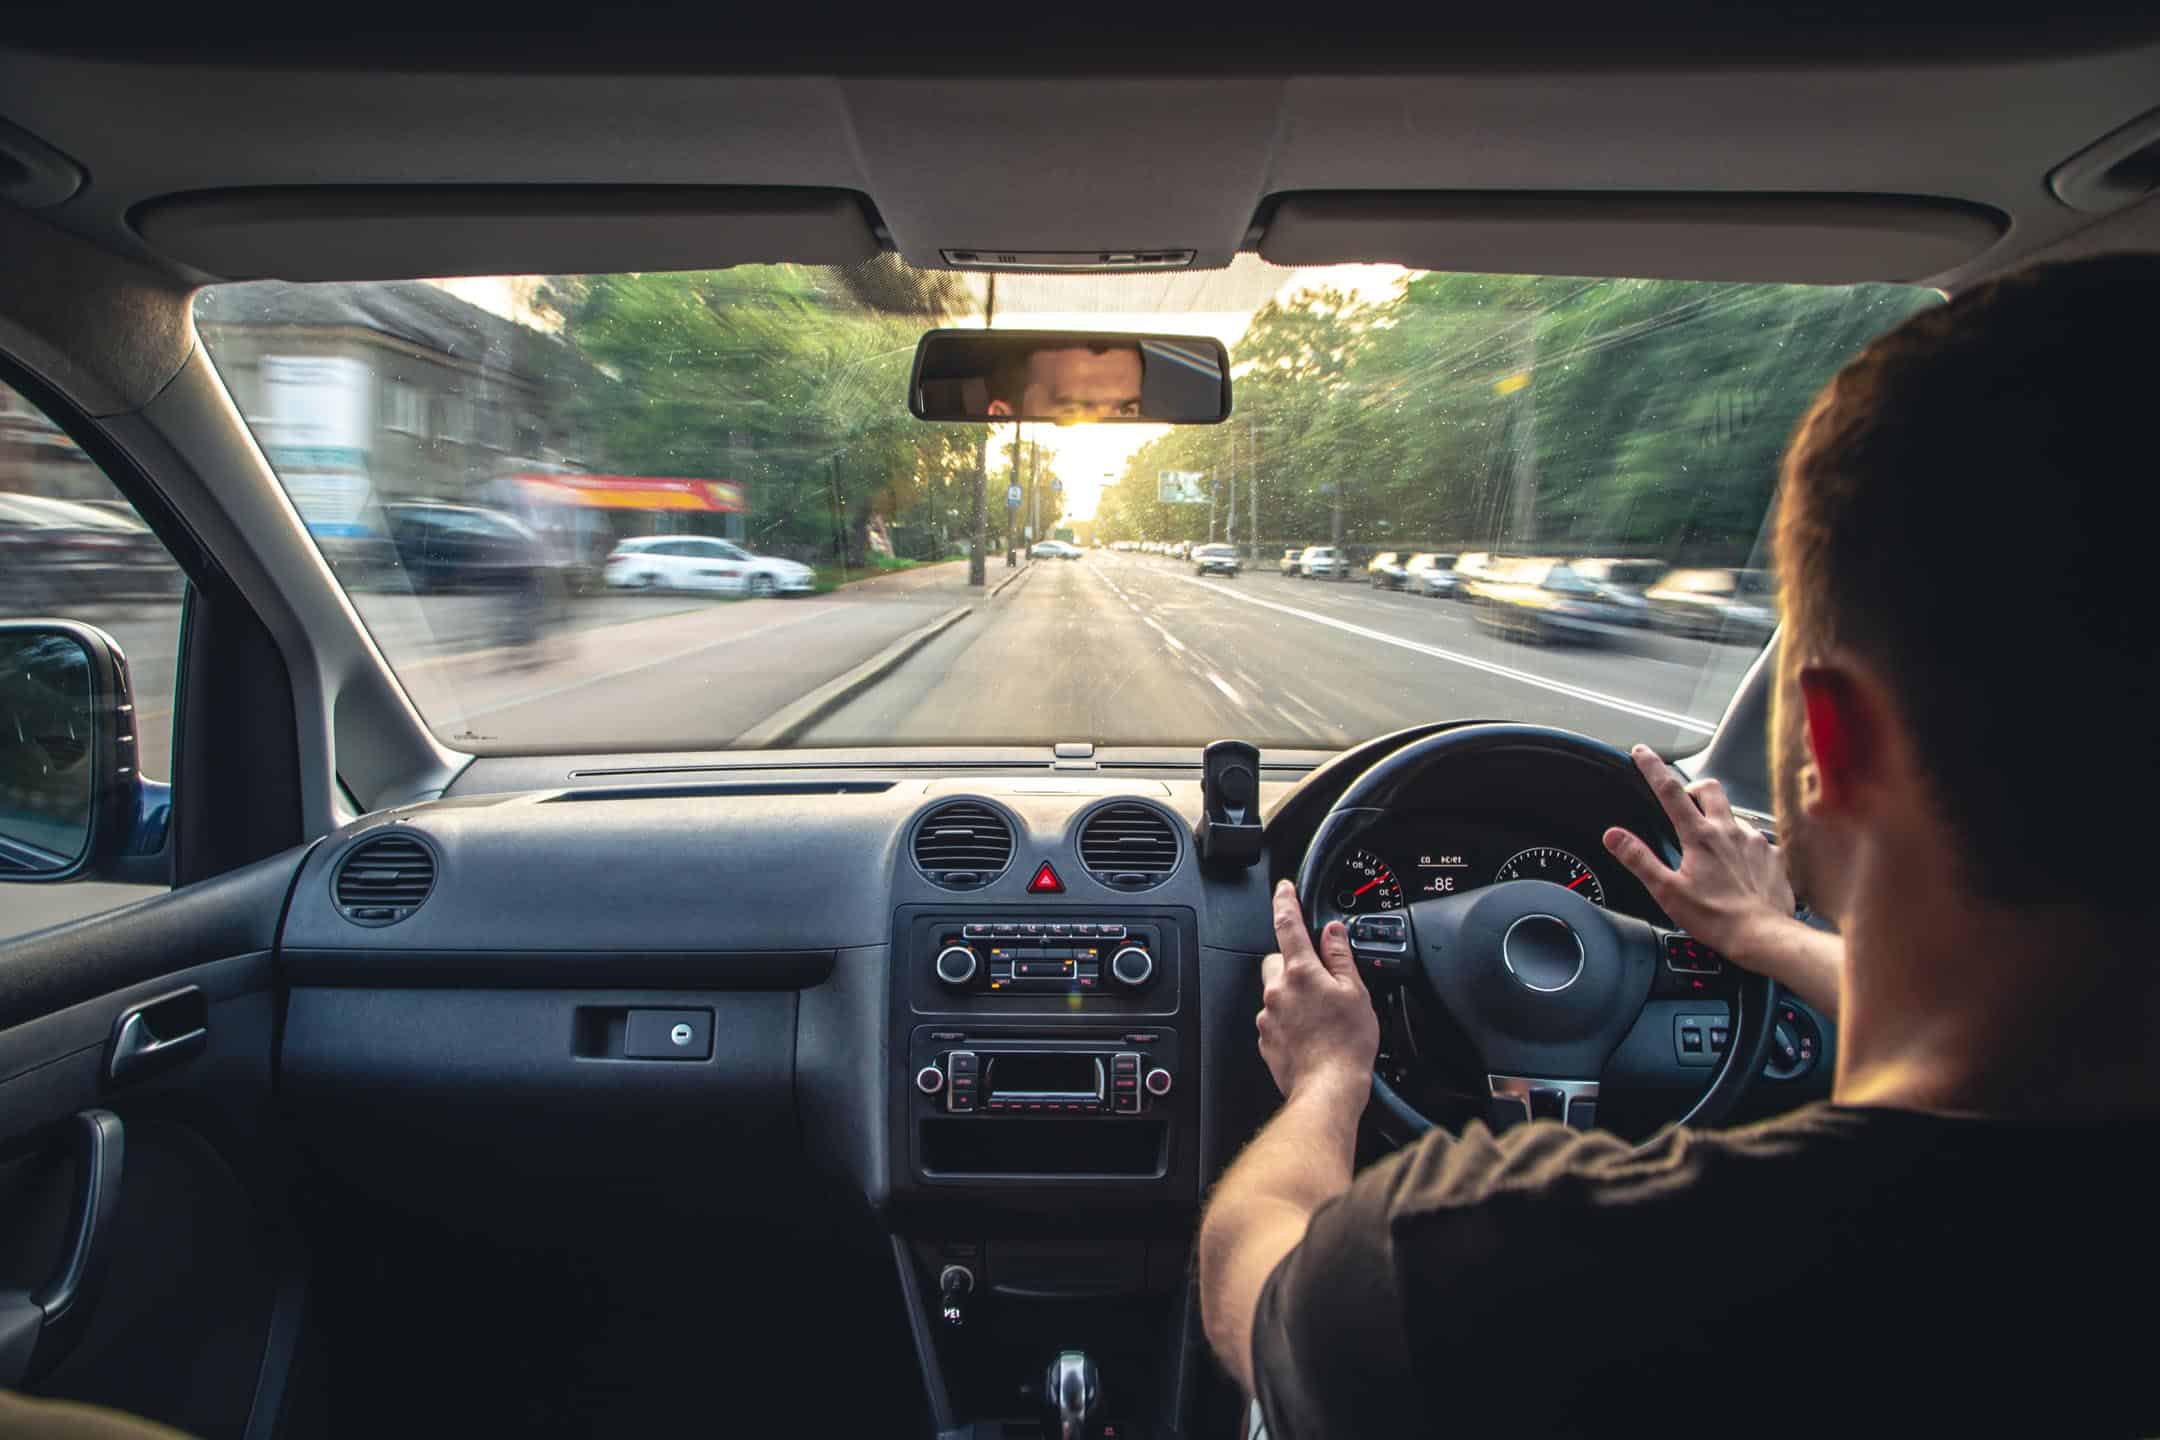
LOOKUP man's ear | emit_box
[1797,662,1889,816]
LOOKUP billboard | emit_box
[1158,470,1208,504]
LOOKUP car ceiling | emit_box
[0,21,2158,291]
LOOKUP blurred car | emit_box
[1645,567,1779,642]
[1169,541,1190,561]
[1570,558,1666,625]
[1402,551,1463,598]
[1454,551,1504,587]
[1278,547,1303,578]
[1366,551,1406,588]
[1030,540,1082,559]
[1191,543,1241,577]
[1297,544,1344,579]
[382,502,557,594]
[1469,558,1633,644]
[604,534,815,596]
[0,492,182,607]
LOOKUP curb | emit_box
[988,562,1033,599]
[734,604,974,746]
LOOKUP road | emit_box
[798,551,1757,752]
[5,553,1764,941]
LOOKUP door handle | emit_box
[105,985,208,1085]
[0,1110,125,1387]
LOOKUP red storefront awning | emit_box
[512,473,744,513]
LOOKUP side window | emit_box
[0,379,181,941]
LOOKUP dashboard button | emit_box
[915,1065,945,1095]
[1046,923,1072,938]
[1144,1067,1173,1097]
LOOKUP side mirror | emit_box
[0,621,169,885]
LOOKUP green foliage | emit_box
[539,258,1007,560]
[1096,275,1935,564]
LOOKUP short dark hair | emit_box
[1775,254,2158,907]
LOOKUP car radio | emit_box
[908,1030,1178,1117]
[924,920,1162,997]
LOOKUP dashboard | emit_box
[1323,813,1657,919]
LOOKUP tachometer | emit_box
[1333,849,1405,913]
[1494,846,1605,905]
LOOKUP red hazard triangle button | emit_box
[1026,861,1065,894]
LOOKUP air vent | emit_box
[1078,803,1181,890]
[912,801,1014,890]
[334,833,436,925]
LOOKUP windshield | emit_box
[195,258,1930,755]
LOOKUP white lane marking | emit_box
[1139,614,1187,654]
[1283,691,1333,725]
[1206,671,1244,706]
[1170,574,1715,735]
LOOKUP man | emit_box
[1197,255,2157,1436]
[984,342,1142,422]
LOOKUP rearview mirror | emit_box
[0,621,168,884]
[910,330,1231,424]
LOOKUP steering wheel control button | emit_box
[935,945,981,987]
[1347,912,1409,953]
[915,1065,946,1095]
[1673,1013,1723,1067]
[1565,1101,1597,1131]
[1663,933,1725,974]
[1109,946,1155,987]
[622,1008,712,1061]
[1501,914,1586,993]
[1143,1067,1173,1097]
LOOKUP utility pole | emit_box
[1030,438,1042,546]
[968,276,995,586]
[1009,419,1025,565]
[1225,425,1238,552]
[1248,416,1259,558]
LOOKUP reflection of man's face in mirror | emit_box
[987,345,1142,422]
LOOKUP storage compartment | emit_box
[921,1119,1166,1178]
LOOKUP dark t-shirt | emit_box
[1252,1104,2159,1439]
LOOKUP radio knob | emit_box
[1109,946,1155,987]
[1144,1067,1173,1097]
[935,945,980,986]
[915,1064,946,1095]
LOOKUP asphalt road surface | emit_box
[799,551,1758,752]
[4,553,1766,941]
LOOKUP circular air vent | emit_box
[910,800,1015,890]
[1077,801,1183,890]
[333,832,437,926]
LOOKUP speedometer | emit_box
[1332,849,1405,913]
[1494,846,1606,905]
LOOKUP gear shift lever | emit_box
[1042,1350,1102,1440]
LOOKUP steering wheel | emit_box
[1293,723,1773,1142]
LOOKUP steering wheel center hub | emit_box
[1502,913,1585,993]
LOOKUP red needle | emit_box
[1351,876,1383,897]
[1567,872,1593,891]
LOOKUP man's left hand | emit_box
[1258,879,1381,1103]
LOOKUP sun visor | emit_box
[1259,192,2006,285]
[132,186,881,281]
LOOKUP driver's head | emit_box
[1770,255,2155,935]
[986,344,1142,422]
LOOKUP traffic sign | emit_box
[1007,484,1023,508]
[1051,479,1063,493]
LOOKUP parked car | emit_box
[603,534,816,597]
[378,502,562,595]
[1297,544,1344,579]
[1644,567,1780,642]
[1402,551,1463,598]
[1366,551,1406,588]
[1570,558,1666,625]
[0,492,183,608]
[1278,547,1303,578]
[1191,543,1241,577]
[1031,540,1082,559]
[1469,558,1633,644]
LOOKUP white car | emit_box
[1297,544,1344,579]
[603,536,815,597]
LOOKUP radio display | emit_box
[986,1053,1105,1100]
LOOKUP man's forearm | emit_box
[1198,1072,1367,1395]
[1737,917,1844,1018]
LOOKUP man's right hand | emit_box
[1601,747,1843,1018]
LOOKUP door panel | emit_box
[0,844,308,1436]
